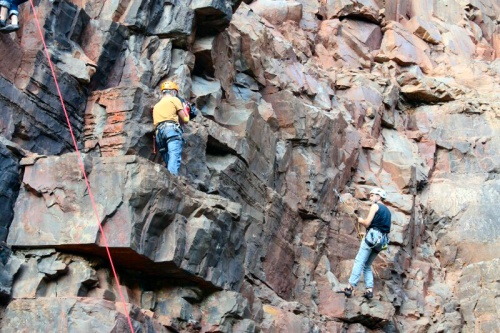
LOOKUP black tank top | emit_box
[368,203,391,234]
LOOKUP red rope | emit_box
[27,1,135,331]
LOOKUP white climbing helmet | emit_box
[370,187,387,199]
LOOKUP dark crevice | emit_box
[206,136,238,156]
[193,49,215,78]
[338,14,380,25]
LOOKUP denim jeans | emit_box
[348,236,379,289]
[156,124,183,176]
[0,0,27,17]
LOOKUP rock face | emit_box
[9,154,246,290]
[0,139,23,242]
[1,0,500,332]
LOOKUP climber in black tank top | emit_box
[368,202,391,234]
[340,187,391,300]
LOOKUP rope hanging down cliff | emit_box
[27,1,135,331]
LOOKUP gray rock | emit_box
[7,154,246,290]
[200,291,254,332]
[149,1,195,47]
[0,245,22,301]
[1,298,168,332]
[191,75,222,117]
[192,0,236,35]
[0,74,83,155]
[0,141,22,242]
[146,37,173,88]
[82,19,129,90]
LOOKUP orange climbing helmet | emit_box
[161,81,178,92]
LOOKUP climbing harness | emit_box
[27,1,135,331]
[364,228,389,253]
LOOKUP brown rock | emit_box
[2,0,500,332]
[458,259,500,332]
[1,298,168,332]
[493,33,500,58]
[339,297,395,328]
[249,0,303,26]
[315,255,346,318]
[321,0,381,23]
[376,22,434,73]
[406,16,442,45]
[417,138,436,170]
[343,19,383,51]
[398,68,465,103]
[84,87,156,157]
[0,35,24,83]
[261,304,313,332]
[277,21,313,58]
[317,19,373,69]
[441,25,476,59]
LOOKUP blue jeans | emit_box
[348,236,379,289]
[0,0,27,17]
[156,123,183,175]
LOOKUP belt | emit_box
[157,120,179,127]
[157,121,180,130]
[156,121,182,135]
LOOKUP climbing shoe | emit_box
[341,286,353,297]
[0,24,19,33]
[363,289,373,299]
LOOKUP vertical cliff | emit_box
[1,0,499,332]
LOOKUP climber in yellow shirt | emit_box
[153,81,190,175]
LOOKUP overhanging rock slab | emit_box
[8,154,245,291]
